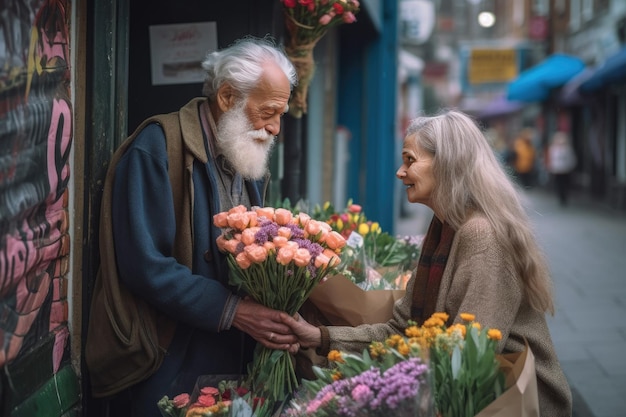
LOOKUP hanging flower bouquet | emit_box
[280,0,361,118]
[213,205,347,409]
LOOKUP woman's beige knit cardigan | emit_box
[325,213,572,417]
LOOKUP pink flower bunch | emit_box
[213,205,347,405]
[214,205,345,272]
[281,0,360,45]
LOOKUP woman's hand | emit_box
[232,298,299,353]
[280,313,322,349]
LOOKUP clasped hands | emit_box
[232,298,321,354]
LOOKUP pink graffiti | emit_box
[0,97,72,368]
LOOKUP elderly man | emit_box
[86,37,298,416]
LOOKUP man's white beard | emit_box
[215,103,276,180]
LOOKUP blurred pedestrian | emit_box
[513,127,536,188]
[547,131,577,206]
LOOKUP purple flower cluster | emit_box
[255,219,280,244]
[301,358,429,417]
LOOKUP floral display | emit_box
[158,378,270,417]
[213,205,347,408]
[281,312,505,417]
[280,0,361,117]
[312,200,422,290]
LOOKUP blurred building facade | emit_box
[399,0,626,209]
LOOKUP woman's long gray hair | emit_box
[406,110,554,314]
[201,36,297,101]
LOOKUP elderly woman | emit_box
[285,110,572,416]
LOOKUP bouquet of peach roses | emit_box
[213,205,347,409]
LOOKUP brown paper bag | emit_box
[307,274,405,326]
[475,342,540,417]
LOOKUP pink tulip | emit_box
[319,14,332,25]
[348,203,362,213]
[263,241,276,253]
[247,211,258,227]
[293,248,312,267]
[216,234,228,252]
[285,241,300,251]
[342,12,357,23]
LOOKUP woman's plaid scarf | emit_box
[411,216,456,324]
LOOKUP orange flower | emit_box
[293,248,312,267]
[293,212,311,228]
[460,313,475,322]
[244,244,268,264]
[487,328,502,341]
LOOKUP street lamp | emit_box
[478,11,495,28]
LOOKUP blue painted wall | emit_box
[338,0,399,233]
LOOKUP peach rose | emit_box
[314,253,331,269]
[276,246,296,265]
[325,231,347,250]
[227,212,248,230]
[213,212,229,228]
[247,211,258,227]
[235,251,251,269]
[255,206,275,220]
[305,220,322,237]
[274,208,293,225]
[285,241,299,251]
[277,226,292,239]
[294,212,311,228]
[293,248,312,267]
[263,241,275,253]
[241,227,259,246]
[222,238,242,255]
[228,205,247,215]
[272,235,289,248]
[244,244,268,264]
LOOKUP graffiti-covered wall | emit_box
[1,0,80,415]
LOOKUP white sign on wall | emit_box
[149,22,217,86]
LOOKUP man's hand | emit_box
[232,298,299,353]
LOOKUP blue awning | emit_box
[579,46,626,94]
[507,54,585,102]
[559,67,595,106]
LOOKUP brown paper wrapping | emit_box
[306,274,405,326]
[475,342,540,417]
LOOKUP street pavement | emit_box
[395,187,626,417]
